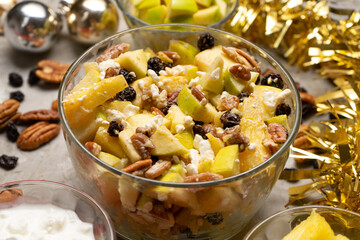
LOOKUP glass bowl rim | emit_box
[244,205,360,239]
[58,23,301,188]
[115,0,239,28]
[0,179,116,239]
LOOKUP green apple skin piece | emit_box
[199,56,224,94]
[195,0,213,7]
[192,103,217,123]
[136,0,160,10]
[150,126,188,156]
[266,114,289,130]
[118,128,142,162]
[194,45,236,73]
[94,125,128,159]
[164,15,194,24]
[168,105,186,134]
[167,0,198,18]
[184,65,198,80]
[224,69,259,95]
[176,87,202,117]
[211,144,240,177]
[193,5,221,26]
[98,151,128,169]
[175,130,194,150]
[126,113,154,128]
[141,5,167,24]
[207,92,221,107]
[215,0,226,18]
[169,40,199,65]
[115,49,148,78]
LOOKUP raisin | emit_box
[238,91,250,103]
[197,32,215,51]
[119,68,136,84]
[150,155,159,164]
[193,124,208,139]
[107,121,124,137]
[0,154,18,170]
[5,122,19,142]
[302,101,316,119]
[147,57,172,75]
[9,73,23,87]
[28,68,40,85]
[260,74,284,89]
[115,86,136,101]
[10,91,24,102]
[220,110,240,128]
[204,212,223,225]
[194,120,204,125]
[255,75,260,85]
[275,103,291,116]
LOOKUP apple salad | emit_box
[63,33,292,236]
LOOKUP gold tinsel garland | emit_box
[226,0,360,212]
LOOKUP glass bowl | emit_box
[116,0,238,29]
[0,180,116,240]
[58,24,301,240]
[244,205,360,240]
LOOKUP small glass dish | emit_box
[116,0,238,29]
[244,205,360,240]
[0,180,116,240]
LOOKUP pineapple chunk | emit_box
[175,130,194,150]
[211,145,240,177]
[282,211,349,240]
[206,133,224,155]
[115,49,148,78]
[64,75,128,125]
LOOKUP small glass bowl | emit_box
[0,180,116,240]
[58,24,301,240]
[244,205,360,240]
[116,0,238,29]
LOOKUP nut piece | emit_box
[184,172,223,183]
[0,188,23,203]
[19,109,59,124]
[191,87,207,104]
[105,67,119,78]
[229,64,251,81]
[300,91,316,105]
[262,138,279,155]
[217,93,239,111]
[36,60,70,84]
[221,125,250,150]
[96,43,131,63]
[222,47,260,73]
[51,100,58,112]
[85,142,101,157]
[145,160,172,179]
[293,124,312,149]
[122,159,153,173]
[268,123,287,143]
[151,107,165,117]
[0,99,21,131]
[202,124,217,137]
[17,121,60,150]
[157,51,180,63]
[131,133,155,159]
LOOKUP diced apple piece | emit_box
[160,75,189,94]
[115,49,148,78]
[164,15,194,24]
[175,130,194,150]
[169,40,198,65]
[136,0,160,10]
[126,113,155,128]
[199,56,224,94]
[94,125,127,158]
[98,151,128,169]
[215,0,226,18]
[193,5,221,26]
[64,75,128,125]
[192,103,217,123]
[207,92,221,107]
[130,77,153,107]
[194,45,236,72]
[70,69,100,95]
[118,177,140,212]
[211,145,240,177]
[206,133,224,155]
[83,62,99,74]
[266,114,289,130]
[101,100,131,113]
[168,105,186,133]
[176,87,202,117]
[71,109,101,143]
[167,0,198,18]
[184,65,198,80]
[118,128,141,162]
[224,70,259,96]
[195,0,213,7]
[150,126,188,156]
[141,5,167,24]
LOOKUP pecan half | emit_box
[96,43,131,63]
[203,124,217,137]
[222,126,250,150]
[151,107,165,117]
[300,92,316,105]
[0,99,21,131]
[19,109,59,124]
[222,47,260,73]
[122,159,153,173]
[229,64,251,81]
[217,93,239,111]
[145,160,172,179]
[51,100,58,112]
[191,87,207,105]
[268,123,287,143]
[157,51,180,63]
[36,60,70,84]
[131,133,155,159]
[85,142,101,157]
[262,138,279,155]
[293,124,312,149]
[17,121,60,150]
[184,172,223,183]
[105,67,119,78]
[0,188,23,203]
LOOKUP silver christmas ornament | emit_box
[4,1,62,52]
[63,0,119,45]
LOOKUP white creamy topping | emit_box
[263,91,276,110]
[186,163,198,176]
[156,90,168,109]
[210,67,221,81]
[159,70,167,76]
[122,104,140,119]
[196,71,206,77]
[184,116,194,128]
[145,115,163,133]
[193,134,203,150]
[175,124,185,133]
[198,139,215,161]
[137,80,145,90]
[0,203,95,240]
[248,143,257,151]
[188,76,199,87]
[98,59,120,80]
[106,109,125,123]
[220,91,229,99]
[147,69,159,83]
[150,84,159,98]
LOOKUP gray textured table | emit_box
[0,8,334,239]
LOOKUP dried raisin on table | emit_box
[0,154,18,170]
[107,121,124,137]
[197,32,215,51]
[5,122,19,142]
[28,68,40,85]
[220,110,241,128]
[115,86,136,101]
[9,73,23,87]
[10,91,24,102]
[275,103,291,116]
[119,68,136,84]
[260,74,284,89]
